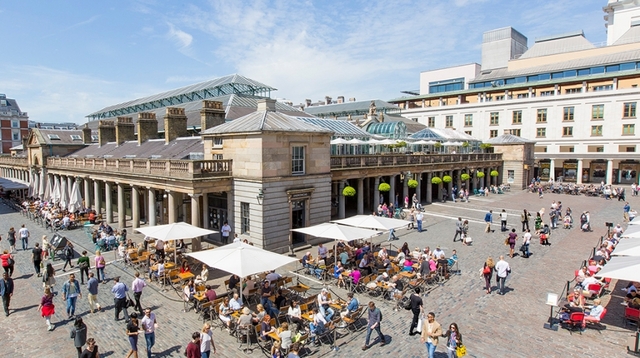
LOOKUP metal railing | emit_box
[330,153,502,169]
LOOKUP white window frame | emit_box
[292,146,305,175]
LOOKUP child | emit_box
[563,215,572,229]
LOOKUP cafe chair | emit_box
[624,307,640,327]
[561,311,585,334]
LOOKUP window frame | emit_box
[427,117,435,128]
[536,109,547,123]
[623,102,637,118]
[489,112,499,126]
[562,126,573,137]
[240,202,250,234]
[563,107,575,122]
[512,110,522,124]
[489,130,498,138]
[623,123,635,135]
[591,104,604,120]
[591,125,603,137]
[291,146,306,175]
[464,114,473,127]
[445,115,454,127]
[536,127,546,138]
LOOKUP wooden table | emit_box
[301,312,314,322]
[399,271,416,279]
[267,331,281,342]
[150,262,176,272]
[289,284,310,296]
[178,272,195,281]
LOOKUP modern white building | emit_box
[390,0,640,185]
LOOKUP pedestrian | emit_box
[32,242,43,277]
[387,227,397,241]
[522,229,532,258]
[441,188,447,203]
[624,202,631,222]
[112,276,130,322]
[62,242,75,272]
[484,210,493,233]
[362,301,387,350]
[481,257,495,294]
[62,273,82,319]
[420,311,442,358]
[534,212,543,232]
[521,209,530,231]
[77,251,90,284]
[141,307,157,358]
[495,255,511,295]
[416,211,424,233]
[7,227,16,253]
[79,337,99,358]
[221,221,231,245]
[500,209,508,231]
[38,287,56,331]
[186,332,201,358]
[86,272,102,313]
[1,250,15,277]
[126,312,140,358]
[461,220,470,245]
[441,323,463,358]
[451,185,457,202]
[94,250,106,283]
[453,217,463,242]
[408,287,423,336]
[42,235,51,260]
[507,228,517,258]
[43,262,56,290]
[200,322,216,358]
[132,271,147,315]
[18,224,30,251]
[0,271,14,316]
[70,317,88,358]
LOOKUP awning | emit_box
[0,177,29,191]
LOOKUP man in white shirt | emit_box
[221,221,231,245]
[317,288,334,320]
[229,292,243,311]
[155,239,165,260]
[522,229,532,258]
[432,247,444,259]
[416,211,424,232]
[141,308,157,358]
[18,224,30,251]
[494,256,511,295]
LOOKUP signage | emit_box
[540,161,551,181]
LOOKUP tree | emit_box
[476,171,485,178]
[379,183,391,192]
[343,186,356,197]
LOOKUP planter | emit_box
[407,179,418,188]
[476,171,485,178]
[431,176,442,185]
[443,175,453,183]
[379,183,391,192]
[342,186,356,197]
[461,173,470,181]
[490,170,499,177]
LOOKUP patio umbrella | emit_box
[621,225,640,236]
[346,138,366,144]
[186,241,299,278]
[595,256,640,281]
[291,223,381,264]
[623,230,640,239]
[38,173,46,200]
[59,176,68,209]
[68,181,83,213]
[378,139,396,145]
[51,176,61,204]
[135,222,218,242]
[330,138,349,145]
[332,214,409,231]
[43,176,52,202]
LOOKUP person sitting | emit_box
[563,215,572,229]
[348,268,361,288]
[242,275,256,299]
[317,288,334,320]
[150,259,165,282]
[228,274,240,293]
[358,254,372,276]
[183,279,197,312]
[429,256,438,273]
[309,308,327,346]
[195,264,208,285]
[580,273,604,298]
[229,292,243,311]
[204,285,217,302]
[266,270,282,284]
[301,251,315,275]
[287,300,305,332]
[432,246,445,259]
[388,274,404,300]
[402,257,414,272]
[395,251,406,266]
[447,250,458,267]
[562,288,586,313]
[274,289,287,309]
[218,297,233,330]
[180,260,191,274]
[583,298,605,328]
[277,322,293,352]
[176,239,186,254]
[260,314,275,341]
[334,262,345,287]
[340,292,359,319]
[378,248,388,261]
[236,307,254,336]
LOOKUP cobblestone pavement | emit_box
[0,189,638,357]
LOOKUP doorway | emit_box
[291,200,306,244]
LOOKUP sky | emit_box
[0,0,609,124]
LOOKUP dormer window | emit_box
[70,135,81,141]
[47,134,61,140]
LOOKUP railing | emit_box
[330,153,502,169]
[45,157,232,179]
[0,156,29,167]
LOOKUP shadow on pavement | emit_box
[153,345,181,357]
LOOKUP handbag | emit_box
[126,294,135,308]
[504,238,509,245]
[416,316,423,333]
[7,257,14,266]
[456,344,467,357]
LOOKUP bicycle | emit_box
[394,208,406,219]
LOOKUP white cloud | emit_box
[167,22,193,49]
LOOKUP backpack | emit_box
[64,246,73,258]
[378,308,383,321]
[400,296,412,310]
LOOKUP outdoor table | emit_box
[267,331,280,342]
[289,284,310,297]
[301,312,314,322]
[329,300,346,311]
[178,272,195,282]
[150,262,176,272]
[399,271,416,279]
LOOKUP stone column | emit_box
[447,172,453,199]
[202,193,209,229]
[389,175,396,206]
[117,182,125,229]
[456,170,462,191]
[226,191,234,230]
[338,181,345,219]
[168,191,177,224]
[94,180,102,215]
[83,177,91,209]
[357,178,364,215]
[606,160,613,185]
[131,185,140,229]
[105,182,113,224]
[426,172,433,204]
[191,193,203,252]
[402,174,409,202]
[416,173,422,204]
[147,188,156,226]
[577,160,583,185]
[373,177,380,210]
[549,160,556,182]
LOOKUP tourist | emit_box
[408,288,423,336]
[200,322,216,358]
[1,250,15,277]
[77,251,90,284]
[62,273,82,319]
[79,337,99,358]
[141,308,157,358]
[0,272,14,316]
[495,255,511,295]
[521,209,531,231]
[362,301,387,350]
[70,317,88,358]
[86,272,102,313]
[500,209,508,232]
[482,257,495,294]
[453,217,463,242]
[484,210,493,233]
[7,227,16,253]
[112,276,130,322]
[38,287,56,331]
[94,250,106,283]
[125,312,140,358]
[507,229,517,258]
[185,332,201,358]
[420,312,442,358]
[62,241,75,272]
[43,262,56,290]
[32,243,43,277]
[132,271,147,314]
[19,224,30,251]
[221,221,231,245]
[441,323,463,358]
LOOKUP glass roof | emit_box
[365,122,407,139]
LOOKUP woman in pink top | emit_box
[403,257,413,272]
[94,250,106,283]
[429,257,438,273]
[349,268,361,285]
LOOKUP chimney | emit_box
[325,96,332,105]
[137,112,158,145]
[257,98,277,112]
[82,124,92,144]
[164,107,188,144]
[200,100,225,132]
[115,116,135,145]
[349,97,356,102]
[337,96,344,104]
[305,99,311,107]
[97,120,116,147]
[21,134,28,151]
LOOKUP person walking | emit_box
[416,211,424,233]
[77,251,90,284]
[1,250,15,277]
[186,332,201,358]
[43,262,56,291]
[624,202,631,222]
[507,229,517,258]
[453,217,463,242]
[70,317,87,358]
[112,276,130,322]
[420,311,442,358]
[481,257,495,294]
[461,220,470,245]
[62,273,82,319]
[408,288,423,336]
[94,250,106,283]
[38,287,56,331]
[522,229,532,258]
[521,209,531,231]
[132,271,147,315]
[221,221,231,245]
[495,255,511,295]
[126,312,140,358]
[32,243,43,277]
[442,323,463,358]
[18,224,30,251]
[0,271,14,316]
[484,210,493,233]
[7,227,16,253]
[79,337,99,358]
[200,322,216,358]
[500,209,508,232]
[86,272,102,313]
[141,307,157,358]
[62,242,75,272]
[362,301,387,350]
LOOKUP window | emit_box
[537,109,547,123]
[516,93,528,99]
[592,104,604,120]
[445,115,453,127]
[562,127,573,136]
[11,121,19,128]
[489,130,498,138]
[540,91,554,97]
[241,202,250,234]
[536,128,546,137]
[70,135,81,141]
[464,131,472,136]
[429,78,464,93]
[291,146,305,175]
[591,125,603,136]
[214,154,223,160]
[623,102,637,118]
[12,131,19,141]
[565,88,582,94]
[508,128,521,136]
[490,112,499,125]
[47,134,61,140]
[464,114,473,127]
[91,135,99,142]
[592,85,613,91]
[623,124,635,135]
[512,110,522,124]
[495,95,505,101]
[213,137,223,146]
[428,117,435,127]
[563,107,574,121]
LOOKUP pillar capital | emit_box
[189,193,202,198]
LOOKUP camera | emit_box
[605,222,614,227]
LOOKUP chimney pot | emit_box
[257,98,277,112]
[325,96,332,105]
[349,97,356,102]
[337,96,344,104]
[115,116,135,145]
[82,124,92,144]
